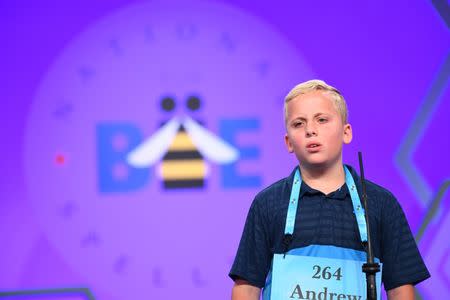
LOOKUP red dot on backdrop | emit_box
[55,154,66,165]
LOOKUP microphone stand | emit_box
[358,152,380,300]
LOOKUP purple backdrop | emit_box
[1,0,449,299]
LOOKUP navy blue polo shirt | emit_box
[229,165,430,291]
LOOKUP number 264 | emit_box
[312,265,343,281]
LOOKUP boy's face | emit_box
[284,91,352,169]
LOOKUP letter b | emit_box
[97,123,150,193]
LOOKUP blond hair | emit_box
[284,79,348,125]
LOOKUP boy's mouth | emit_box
[306,142,321,148]
[306,142,322,152]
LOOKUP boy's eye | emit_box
[293,121,304,127]
[318,117,328,123]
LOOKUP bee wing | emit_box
[183,117,239,163]
[127,117,180,167]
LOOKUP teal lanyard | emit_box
[284,166,368,243]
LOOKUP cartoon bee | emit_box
[127,95,239,189]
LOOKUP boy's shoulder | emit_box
[346,164,399,209]
[364,178,396,199]
[252,167,297,206]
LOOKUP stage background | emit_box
[1,0,449,299]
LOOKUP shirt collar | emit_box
[299,181,349,200]
[288,164,360,201]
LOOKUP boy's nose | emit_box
[305,125,317,137]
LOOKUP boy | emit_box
[229,80,430,300]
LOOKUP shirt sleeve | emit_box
[380,191,430,290]
[229,196,272,288]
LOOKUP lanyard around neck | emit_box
[284,166,368,243]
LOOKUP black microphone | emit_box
[358,152,380,300]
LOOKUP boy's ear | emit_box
[343,123,353,144]
[284,133,294,152]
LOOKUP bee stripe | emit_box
[168,132,196,150]
[163,150,202,160]
[164,179,204,188]
[161,160,206,179]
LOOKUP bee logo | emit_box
[127,95,239,189]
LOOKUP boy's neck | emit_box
[299,161,346,195]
